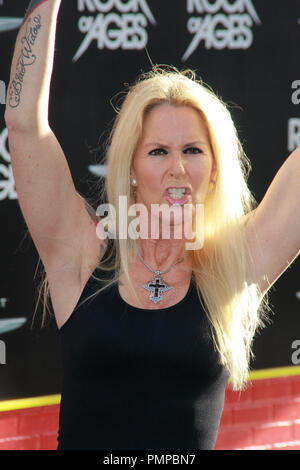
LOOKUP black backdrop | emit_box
[0,0,299,400]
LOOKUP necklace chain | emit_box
[136,247,183,275]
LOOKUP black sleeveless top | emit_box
[57,268,229,450]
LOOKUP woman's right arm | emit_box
[5,1,102,285]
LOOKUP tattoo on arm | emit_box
[8,13,42,108]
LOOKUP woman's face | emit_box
[131,103,216,232]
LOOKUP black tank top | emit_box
[57,268,229,450]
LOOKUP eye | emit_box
[183,147,203,155]
[148,148,168,156]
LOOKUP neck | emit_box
[136,238,186,271]
[129,202,195,271]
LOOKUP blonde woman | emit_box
[5,0,300,450]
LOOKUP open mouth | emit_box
[164,187,191,205]
[167,188,187,199]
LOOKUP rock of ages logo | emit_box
[73,0,156,62]
[182,0,261,61]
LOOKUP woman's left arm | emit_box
[245,146,300,296]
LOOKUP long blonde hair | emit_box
[35,66,270,390]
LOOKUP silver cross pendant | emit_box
[142,271,172,304]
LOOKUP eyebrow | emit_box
[144,141,208,148]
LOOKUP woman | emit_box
[5,0,300,450]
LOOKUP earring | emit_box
[132,178,137,185]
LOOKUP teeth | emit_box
[167,188,186,199]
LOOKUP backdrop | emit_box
[0,0,299,400]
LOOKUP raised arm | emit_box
[245,146,300,296]
[5,1,103,326]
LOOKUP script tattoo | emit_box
[8,14,42,109]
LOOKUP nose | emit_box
[168,151,186,177]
